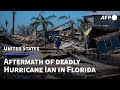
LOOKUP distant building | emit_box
[33,21,73,37]
[84,11,120,30]
[48,26,65,36]
[48,21,74,36]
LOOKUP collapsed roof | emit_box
[94,30,120,41]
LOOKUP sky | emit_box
[0,11,92,33]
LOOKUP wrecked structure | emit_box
[84,11,120,30]
[32,21,76,44]
[94,30,120,53]
[46,21,76,41]
[87,27,120,54]
[1,11,120,79]
[83,11,120,54]
[0,34,21,47]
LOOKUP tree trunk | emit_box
[43,23,51,47]
[43,24,48,47]
[70,20,74,40]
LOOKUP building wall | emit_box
[96,40,107,53]
[94,15,110,26]
[86,15,120,30]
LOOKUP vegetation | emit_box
[30,11,57,46]
[77,17,92,41]
[77,17,92,32]
[77,17,92,53]
[58,15,74,39]
[16,25,33,36]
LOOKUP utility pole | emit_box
[5,20,8,34]
[12,11,15,35]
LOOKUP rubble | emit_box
[0,21,120,79]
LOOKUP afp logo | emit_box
[100,15,117,21]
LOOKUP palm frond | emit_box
[38,11,45,16]
[41,16,45,21]
[31,17,40,21]
[84,17,91,23]
[32,21,42,26]
[46,21,54,27]
[58,16,69,20]
[77,19,84,23]
[46,15,57,20]
[30,21,42,31]
[30,25,37,31]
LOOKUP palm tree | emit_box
[58,16,74,39]
[77,17,92,53]
[31,11,56,46]
[77,17,92,32]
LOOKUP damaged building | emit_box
[94,30,120,53]
[84,11,120,30]
[83,11,120,53]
